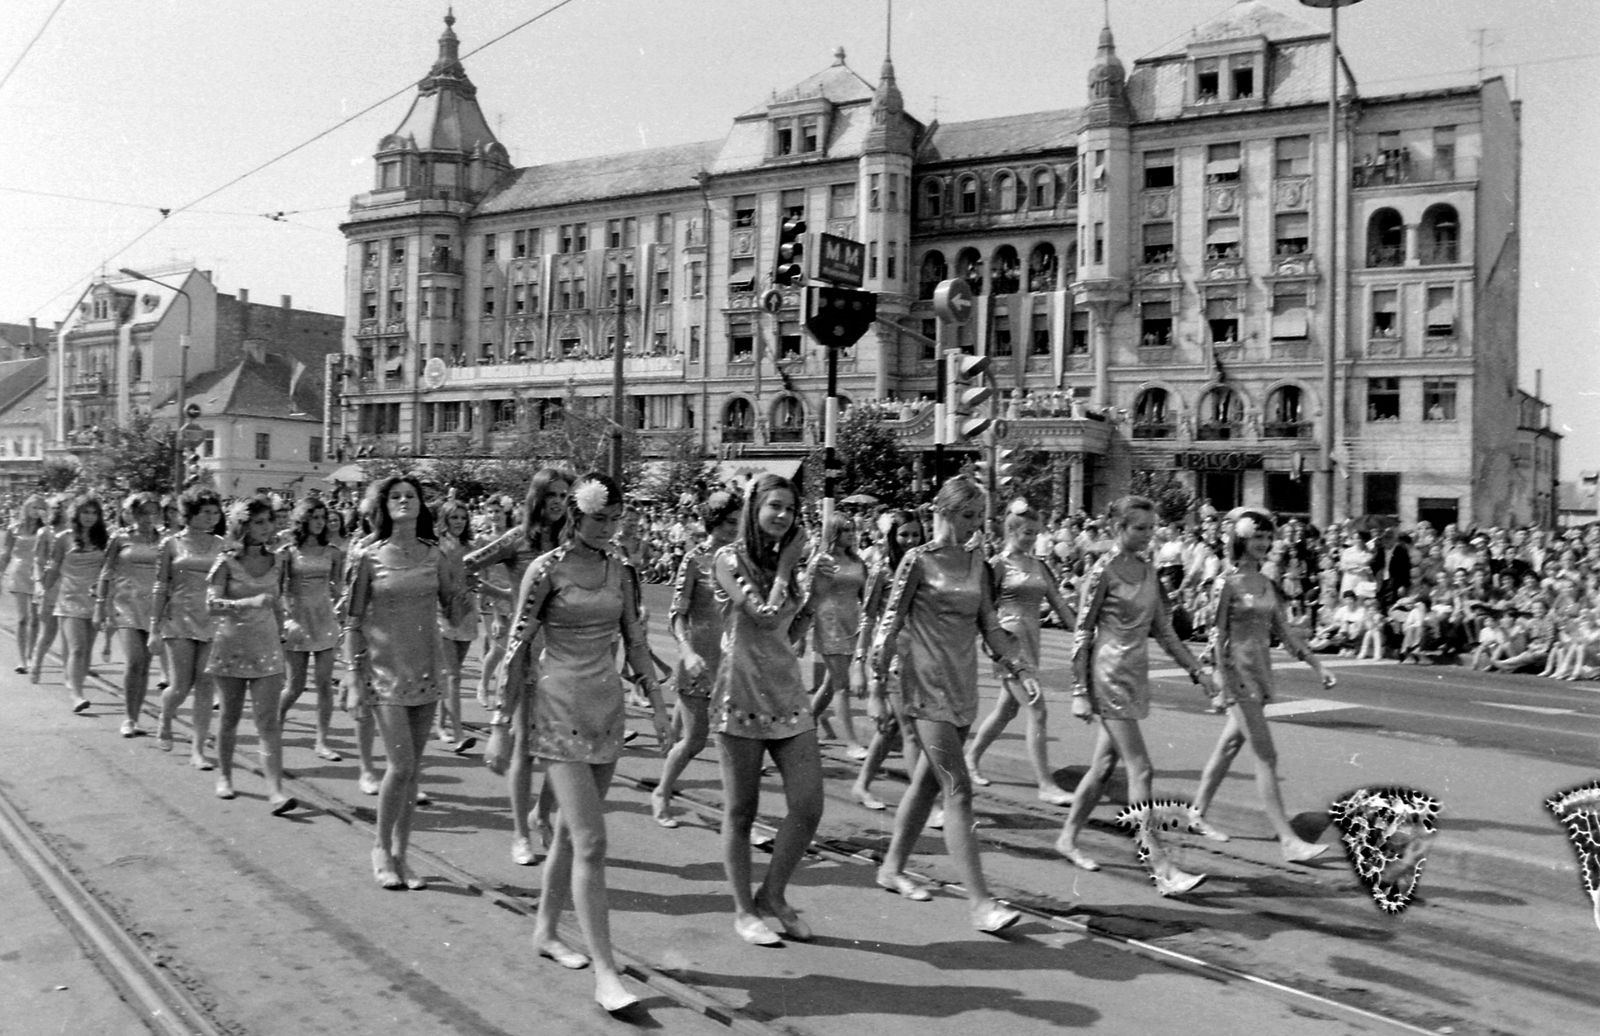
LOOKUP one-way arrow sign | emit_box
[933,278,975,326]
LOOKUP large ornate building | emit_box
[338,3,1556,527]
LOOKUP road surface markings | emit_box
[1476,702,1579,716]
[1264,699,1356,718]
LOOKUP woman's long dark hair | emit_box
[737,475,801,579]
[371,474,435,543]
[291,498,329,547]
[227,499,276,556]
[69,494,108,552]
[523,466,574,552]
[880,508,923,574]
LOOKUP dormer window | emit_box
[1231,59,1254,99]
[1196,58,1220,102]
[378,159,401,189]
[800,119,819,152]
[769,114,824,160]
[775,125,794,156]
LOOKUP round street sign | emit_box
[422,356,448,389]
[993,419,1011,441]
[759,287,785,314]
[184,402,202,420]
[932,278,975,326]
[179,421,206,446]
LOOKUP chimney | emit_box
[239,288,249,305]
[281,295,292,310]
[28,317,38,355]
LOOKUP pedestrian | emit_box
[651,488,741,828]
[473,497,513,710]
[153,487,226,766]
[871,475,1039,933]
[1189,508,1332,862]
[966,498,1078,805]
[851,508,925,811]
[433,498,480,753]
[277,499,346,762]
[0,493,48,674]
[97,492,163,737]
[27,495,71,683]
[806,514,870,758]
[710,473,825,944]
[205,500,297,815]
[1054,494,1212,896]
[38,493,109,713]
[484,472,669,1013]
[343,474,470,891]
[465,466,572,865]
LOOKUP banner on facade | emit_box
[1172,451,1264,471]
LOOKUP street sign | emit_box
[815,232,865,287]
[759,287,784,314]
[184,402,202,420]
[993,418,1011,441]
[806,286,877,349]
[179,421,206,446]
[933,278,975,325]
[422,356,447,389]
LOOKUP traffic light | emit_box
[946,351,993,441]
[806,286,877,349]
[184,448,203,487]
[774,215,807,286]
[994,447,1019,492]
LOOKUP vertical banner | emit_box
[975,294,990,356]
[1010,292,1028,390]
[541,252,554,359]
[1051,288,1068,388]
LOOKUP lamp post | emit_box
[119,268,191,490]
[1299,0,1362,527]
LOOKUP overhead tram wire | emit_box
[24,0,584,318]
[0,0,69,99]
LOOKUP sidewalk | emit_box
[964,657,1589,905]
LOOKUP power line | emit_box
[0,0,69,99]
[27,0,583,317]
[1356,48,1600,89]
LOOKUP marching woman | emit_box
[344,474,469,890]
[485,472,670,1012]
[205,500,296,814]
[153,488,226,766]
[851,508,925,810]
[473,497,514,710]
[1054,495,1212,896]
[96,493,163,737]
[464,466,571,865]
[710,474,825,945]
[433,499,479,753]
[651,488,740,828]
[870,476,1038,933]
[805,514,871,758]
[0,494,48,673]
[1189,508,1332,862]
[38,494,110,713]
[965,499,1078,805]
[27,495,70,682]
[277,499,346,762]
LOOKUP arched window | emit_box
[990,246,1021,294]
[1133,388,1173,439]
[770,396,804,442]
[921,178,943,218]
[723,398,753,442]
[958,175,979,215]
[955,247,985,294]
[1264,385,1308,438]
[918,250,948,300]
[129,346,143,383]
[1030,167,1055,208]
[994,171,1017,212]
[1419,203,1459,264]
[1367,208,1404,267]
[1027,243,1058,292]
[1198,386,1244,440]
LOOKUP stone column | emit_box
[1067,453,1085,514]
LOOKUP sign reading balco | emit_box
[1172,451,1264,471]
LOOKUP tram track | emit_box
[5,622,1577,1035]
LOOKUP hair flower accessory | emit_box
[573,478,610,515]
[1234,516,1258,540]
[226,499,253,527]
[1007,497,1032,516]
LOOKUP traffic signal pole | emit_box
[609,261,626,482]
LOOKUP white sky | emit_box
[2,0,1595,475]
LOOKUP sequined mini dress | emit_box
[709,546,812,740]
[159,535,224,642]
[281,544,341,653]
[668,542,723,699]
[104,530,162,631]
[52,538,107,620]
[2,529,39,596]
[1070,548,1189,721]
[436,535,480,642]
[204,553,285,679]
[990,551,1055,679]
[346,542,456,708]
[810,554,867,656]
[511,546,650,764]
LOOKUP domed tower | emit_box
[858,31,919,395]
[1073,19,1133,405]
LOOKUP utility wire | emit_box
[0,0,68,99]
[28,0,582,317]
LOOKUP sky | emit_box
[2,0,1596,476]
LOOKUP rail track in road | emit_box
[6,617,1587,1036]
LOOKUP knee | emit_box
[568,825,608,865]
[1254,746,1278,770]
[724,794,760,831]
[1221,731,1246,756]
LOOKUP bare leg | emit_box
[187,642,216,769]
[966,689,1020,785]
[812,655,863,754]
[212,676,247,797]
[372,702,434,881]
[652,692,710,824]
[11,592,36,669]
[247,673,293,808]
[1056,722,1121,866]
[60,617,92,707]
[118,628,152,731]
[753,730,824,932]
[717,732,778,941]
[310,649,338,754]
[29,610,58,680]
[508,700,542,861]
[279,650,310,725]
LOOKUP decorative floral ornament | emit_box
[1007,497,1032,516]
[226,499,253,527]
[1234,516,1258,540]
[573,478,610,516]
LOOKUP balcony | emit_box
[1352,153,1475,189]
[1262,421,1312,439]
[722,426,753,443]
[769,425,804,444]
[1131,421,1175,440]
[1366,245,1404,268]
[67,373,108,398]
[426,253,463,275]
[1196,421,1242,442]
[440,354,682,387]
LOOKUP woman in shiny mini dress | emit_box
[276,499,345,763]
[487,472,669,1014]
[38,494,110,713]
[97,493,163,736]
[154,489,226,766]
[205,500,296,814]
[0,494,48,673]
[806,515,870,757]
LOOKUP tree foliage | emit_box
[645,427,714,506]
[37,458,80,494]
[1131,468,1195,526]
[801,406,914,510]
[83,413,180,495]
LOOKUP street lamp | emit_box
[1299,0,1363,526]
[119,268,192,490]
